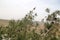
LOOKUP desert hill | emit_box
[0,19,9,26]
[0,19,45,30]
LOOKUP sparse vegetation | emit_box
[0,8,60,40]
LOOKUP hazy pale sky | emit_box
[0,0,60,21]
